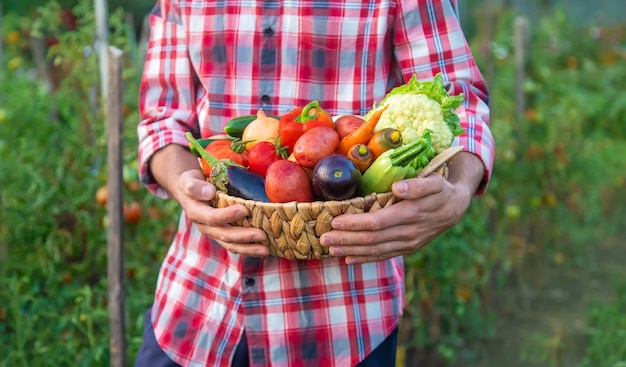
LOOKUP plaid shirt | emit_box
[137,0,494,366]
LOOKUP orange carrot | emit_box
[336,104,389,155]
[367,128,403,160]
[346,144,373,173]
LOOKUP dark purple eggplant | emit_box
[221,165,269,202]
[311,154,362,201]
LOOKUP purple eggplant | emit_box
[222,165,269,202]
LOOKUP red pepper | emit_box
[299,100,334,132]
[278,107,304,155]
[278,101,334,155]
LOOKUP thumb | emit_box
[181,170,216,201]
[391,175,441,199]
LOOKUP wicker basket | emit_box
[210,146,464,260]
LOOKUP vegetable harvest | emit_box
[185,73,466,204]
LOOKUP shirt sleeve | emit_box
[393,0,495,194]
[137,0,202,198]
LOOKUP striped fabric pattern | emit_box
[137,0,494,366]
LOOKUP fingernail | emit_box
[201,185,212,199]
[394,181,407,195]
[252,233,265,241]
[330,247,343,256]
[331,220,343,230]
[321,236,333,246]
[256,249,268,256]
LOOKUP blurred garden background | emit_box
[0,0,625,366]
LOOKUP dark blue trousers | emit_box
[135,307,398,367]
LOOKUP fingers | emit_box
[330,239,426,265]
[391,174,445,200]
[195,212,270,257]
[179,169,216,201]
[318,175,465,265]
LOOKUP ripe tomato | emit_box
[124,201,143,224]
[200,139,248,176]
[247,141,287,176]
[95,185,108,207]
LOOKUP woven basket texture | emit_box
[211,190,402,260]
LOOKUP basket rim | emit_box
[214,190,397,208]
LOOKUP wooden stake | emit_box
[106,46,126,367]
[95,0,109,102]
[514,16,529,124]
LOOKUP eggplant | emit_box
[311,154,362,201]
[220,165,269,202]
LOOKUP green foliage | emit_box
[399,5,626,365]
[0,1,178,365]
[578,283,626,367]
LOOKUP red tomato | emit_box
[124,201,143,224]
[293,126,340,168]
[247,141,287,176]
[200,140,248,176]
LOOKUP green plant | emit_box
[0,1,178,365]
[578,283,626,367]
[520,331,566,367]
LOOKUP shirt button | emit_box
[263,27,274,37]
[260,95,271,104]
[244,277,256,288]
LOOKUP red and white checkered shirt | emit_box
[137,0,494,366]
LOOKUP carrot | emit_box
[346,144,373,173]
[367,128,403,160]
[336,104,389,155]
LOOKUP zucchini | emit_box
[224,115,257,138]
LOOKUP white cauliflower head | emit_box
[369,74,464,154]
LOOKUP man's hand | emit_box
[150,144,269,256]
[319,152,484,264]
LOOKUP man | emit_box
[135,0,495,366]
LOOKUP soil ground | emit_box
[470,233,626,367]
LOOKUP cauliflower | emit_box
[369,73,465,154]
